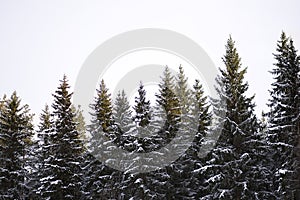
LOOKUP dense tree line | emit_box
[0,32,299,199]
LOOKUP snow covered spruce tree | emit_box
[84,79,123,199]
[190,79,211,153]
[196,36,271,199]
[168,67,212,199]
[0,92,34,199]
[137,66,181,199]
[267,32,300,198]
[113,90,134,134]
[133,82,151,128]
[33,104,54,197]
[38,75,85,199]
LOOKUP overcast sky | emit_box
[0,0,299,124]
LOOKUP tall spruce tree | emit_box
[267,32,300,198]
[39,75,85,199]
[197,36,266,199]
[0,92,33,199]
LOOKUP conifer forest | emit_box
[1,32,300,199]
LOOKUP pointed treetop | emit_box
[38,104,52,132]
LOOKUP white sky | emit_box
[0,0,299,124]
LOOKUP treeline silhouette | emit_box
[0,32,299,199]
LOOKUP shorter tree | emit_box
[133,82,151,127]
[114,90,134,134]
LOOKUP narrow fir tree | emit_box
[175,65,192,115]
[38,104,53,132]
[72,105,87,145]
[267,32,300,198]
[113,90,134,134]
[133,82,151,127]
[190,79,211,154]
[34,104,54,197]
[93,79,114,133]
[0,92,33,199]
[156,66,181,135]
[84,79,119,199]
[72,105,86,137]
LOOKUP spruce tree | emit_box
[39,75,85,199]
[93,79,114,133]
[175,65,192,115]
[133,82,151,128]
[113,90,134,134]
[38,104,53,132]
[170,78,212,199]
[34,104,54,197]
[267,32,300,198]
[190,79,211,156]
[84,79,120,199]
[0,92,33,199]
[72,105,86,137]
[197,36,265,199]
[156,66,181,136]
[72,105,87,147]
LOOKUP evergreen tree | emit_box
[267,32,300,198]
[175,65,192,115]
[198,36,266,199]
[0,92,33,199]
[113,90,134,134]
[156,66,181,136]
[133,82,151,128]
[169,78,212,199]
[38,104,53,132]
[190,79,211,155]
[84,79,120,199]
[93,79,114,133]
[33,104,54,197]
[39,75,85,199]
[72,105,87,147]
[72,105,86,137]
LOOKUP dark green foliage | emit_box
[31,104,54,198]
[0,92,33,199]
[1,32,300,200]
[39,75,85,199]
[191,79,211,145]
[267,32,300,199]
[133,82,151,127]
[197,36,267,199]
